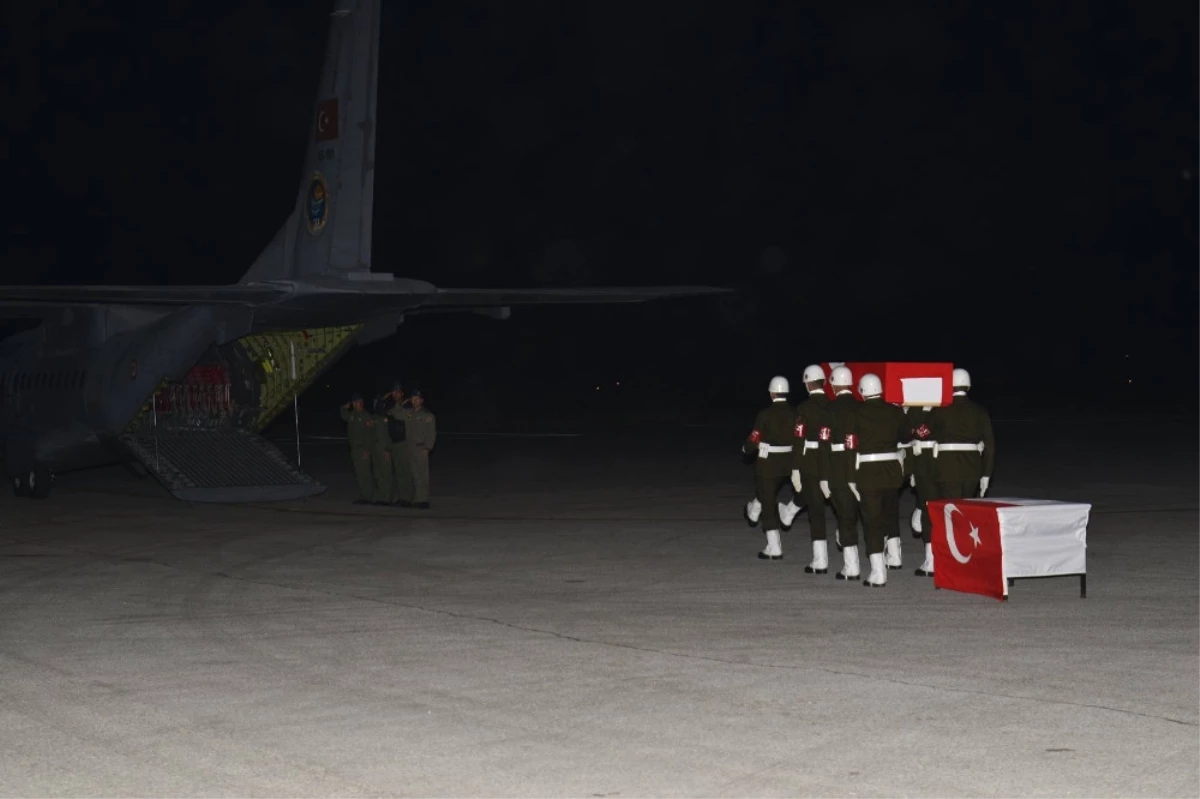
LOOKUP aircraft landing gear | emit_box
[12,466,53,499]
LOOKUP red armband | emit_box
[818,426,831,441]
[845,433,858,451]
[794,422,805,438]
[915,424,931,440]
[748,429,762,444]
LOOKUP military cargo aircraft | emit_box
[0,0,727,502]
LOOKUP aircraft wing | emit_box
[0,281,731,322]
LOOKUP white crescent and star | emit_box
[943,502,982,564]
[317,112,329,133]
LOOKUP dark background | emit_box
[7,1,1197,422]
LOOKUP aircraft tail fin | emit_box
[241,0,380,284]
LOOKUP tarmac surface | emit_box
[1,414,1197,797]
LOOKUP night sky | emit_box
[7,1,1198,415]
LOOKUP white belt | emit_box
[933,441,984,457]
[898,442,912,449]
[758,444,793,460]
[803,441,820,451]
[912,440,935,455]
[830,443,845,452]
[856,451,902,469]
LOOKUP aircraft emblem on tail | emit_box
[306,173,329,235]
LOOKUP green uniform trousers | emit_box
[800,473,828,541]
[913,476,935,539]
[755,473,788,531]
[408,446,431,503]
[829,484,860,547]
[390,442,414,503]
[859,488,899,556]
[371,448,394,503]
[351,448,373,500]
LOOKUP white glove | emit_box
[848,482,861,502]
[909,474,916,488]
[791,470,802,493]
[819,480,831,499]
[979,476,990,497]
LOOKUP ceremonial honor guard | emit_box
[742,376,795,560]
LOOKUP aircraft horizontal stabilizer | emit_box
[417,285,732,309]
[0,281,730,314]
[0,284,287,307]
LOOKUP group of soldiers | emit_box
[340,382,437,508]
[743,364,995,587]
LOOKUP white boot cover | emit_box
[838,545,860,579]
[864,552,887,586]
[916,542,934,576]
[760,529,783,559]
[885,536,902,569]
[778,501,801,527]
[806,539,829,573]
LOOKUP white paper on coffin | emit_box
[900,377,944,405]
[994,501,1090,579]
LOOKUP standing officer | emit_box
[844,373,910,586]
[821,365,862,580]
[339,393,375,505]
[781,364,834,574]
[921,367,996,576]
[370,396,395,505]
[405,389,437,509]
[741,376,794,560]
[387,382,415,506]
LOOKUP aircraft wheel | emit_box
[29,467,53,499]
[11,474,30,497]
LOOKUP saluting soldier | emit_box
[370,397,395,505]
[783,364,835,574]
[405,389,437,509]
[921,368,996,576]
[820,366,863,580]
[843,373,910,586]
[339,393,375,505]
[386,381,415,506]
[741,376,795,560]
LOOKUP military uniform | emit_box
[387,399,415,505]
[821,390,862,564]
[405,402,437,507]
[844,396,910,583]
[370,400,394,504]
[927,393,995,501]
[744,396,795,559]
[905,406,936,538]
[340,402,375,503]
[791,389,833,544]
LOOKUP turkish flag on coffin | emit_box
[929,498,1091,601]
[819,362,954,405]
[928,499,1013,600]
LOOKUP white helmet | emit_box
[802,364,825,384]
[768,375,789,394]
[858,373,883,398]
[952,368,971,389]
[830,365,853,387]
